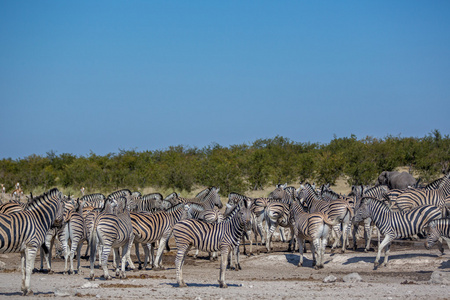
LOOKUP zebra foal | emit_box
[173,198,252,288]
[354,197,442,269]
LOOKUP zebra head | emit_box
[353,197,372,223]
[424,220,439,250]
[208,187,223,209]
[237,197,253,231]
[52,189,65,228]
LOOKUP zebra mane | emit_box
[223,202,242,222]
[321,189,340,201]
[425,177,444,190]
[165,202,188,213]
[142,193,163,201]
[359,196,387,210]
[107,189,132,200]
[301,183,321,199]
[228,193,249,205]
[81,193,106,201]
[164,192,179,202]
[194,188,211,200]
[25,188,61,210]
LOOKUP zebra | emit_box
[298,183,353,253]
[226,193,263,257]
[0,188,64,295]
[424,218,450,253]
[89,196,135,280]
[353,197,443,269]
[129,202,190,270]
[290,199,334,269]
[392,174,450,216]
[58,199,87,275]
[350,185,388,252]
[173,198,253,288]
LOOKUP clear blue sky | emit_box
[1,1,449,160]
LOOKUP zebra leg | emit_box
[22,247,38,296]
[374,235,392,270]
[382,242,392,267]
[319,235,328,269]
[101,246,112,280]
[341,220,350,253]
[364,221,373,252]
[125,236,135,271]
[218,247,230,288]
[135,242,142,269]
[175,244,191,287]
[75,242,83,274]
[149,242,156,269]
[21,251,26,293]
[331,225,341,250]
[266,222,277,252]
[352,223,359,250]
[154,235,169,270]
[311,239,318,269]
[297,237,304,267]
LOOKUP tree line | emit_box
[1,130,449,197]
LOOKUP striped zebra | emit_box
[424,218,450,253]
[130,203,190,270]
[80,193,106,209]
[173,198,253,288]
[0,188,64,295]
[392,174,450,216]
[89,196,135,280]
[354,197,442,269]
[350,185,388,252]
[298,183,353,253]
[226,193,263,257]
[58,203,86,275]
[290,200,334,269]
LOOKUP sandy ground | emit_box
[0,238,449,300]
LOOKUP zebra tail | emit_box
[322,214,335,227]
[89,219,99,263]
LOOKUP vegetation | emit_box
[1,130,449,196]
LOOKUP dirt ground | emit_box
[0,238,449,300]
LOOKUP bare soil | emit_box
[0,238,449,299]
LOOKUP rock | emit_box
[323,275,337,283]
[80,282,99,289]
[54,289,71,297]
[343,272,362,283]
[0,261,6,270]
[429,271,450,285]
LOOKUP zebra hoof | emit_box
[219,282,228,288]
[22,289,34,296]
[178,281,187,288]
[313,265,320,270]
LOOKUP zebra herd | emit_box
[1,173,450,294]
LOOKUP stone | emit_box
[343,272,362,283]
[323,275,337,283]
[429,271,450,285]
